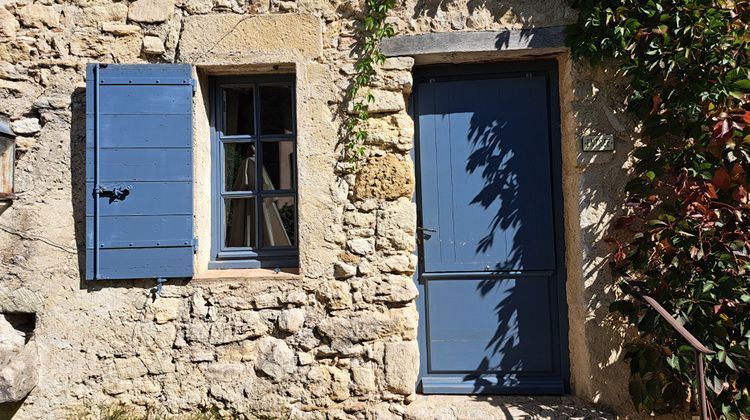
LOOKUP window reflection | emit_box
[223,87,254,136]
[262,141,293,190]
[260,85,293,135]
[224,143,256,191]
[262,196,295,247]
[225,198,256,248]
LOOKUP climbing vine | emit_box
[567,1,750,418]
[344,0,397,162]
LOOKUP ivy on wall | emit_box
[567,1,750,418]
[344,0,396,162]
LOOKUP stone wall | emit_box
[0,0,637,418]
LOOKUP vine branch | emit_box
[344,0,396,163]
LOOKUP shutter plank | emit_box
[86,149,191,182]
[85,181,192,216]
[96,85,192,115]
[86,115,192,148]
[86,215,193,246]
[87,247,193,280]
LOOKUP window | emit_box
[210,76,298,269]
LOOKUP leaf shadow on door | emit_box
[458,92,545,392]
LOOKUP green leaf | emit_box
[732,79,750,92]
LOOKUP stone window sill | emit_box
[192,268,300,282]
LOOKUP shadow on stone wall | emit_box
[408,0,573,29]
[70,87,87,289]
[570,62,636,412]
[69,86,189,295]
[411,1,513,24]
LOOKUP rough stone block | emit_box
[315,282,352,310]
[101,22,141,36]
[142,36,165,55]
[354,155,415,201]
[128,0,175,23]
[347,238,374,256]
[17,4,59,29]
[254,337,296,381]
[316,311,396,348]
[203,362,244,381]
[77,1,129,26]
[150,298,180,324]
[277,308,305,333]
[348,89,405,114]
[333,261,357,279]
[140,352,175,375]
[253,293,281,309]
[10,118,40,135]
[380,57,415,71]
[114,357,148,380]
[352,366,377,395]
[178,14,323,62]
[0,317,24,348]
[297,351,313,366]
[183,0,213,14]
[364,114,414,152]
[0,341,37,403]
[329,365,351,402]
[384,341,419,395]
[110,35,144,62]
[0,8,18,38]
[379,254,414,274]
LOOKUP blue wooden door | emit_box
[414,62,569,394]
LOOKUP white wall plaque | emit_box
[582,134,615,152]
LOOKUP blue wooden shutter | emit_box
[86,64,195,281]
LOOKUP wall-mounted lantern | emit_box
[0,117,16,201]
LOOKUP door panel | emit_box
[426,276,553,373]
[418,76,556,273]
[414,61,568,395]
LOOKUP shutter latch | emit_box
[192,237,199,253]
[94,184,132,201]
[190,79,197,96]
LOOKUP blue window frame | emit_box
[209,75,298,269]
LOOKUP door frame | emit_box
[410,59,570,395]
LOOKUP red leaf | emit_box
[650,94,662,115]
[713,119,731,142]
[742,111,750,125]
[713,167,732,190]
[714,303,723,314]
[733,185,749,204]
[706,182,718,199]
[731,163,745,182]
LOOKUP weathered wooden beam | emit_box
[380,26,567,57]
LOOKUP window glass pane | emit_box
[262,196,295,247]
[260,85,293,135]
[225,198,256,248]
[261,141,294,191]
[223,87,254,136]
[224,143,256,191]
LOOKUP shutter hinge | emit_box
[192,237,199,253]
[191,79,197,96]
